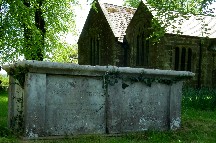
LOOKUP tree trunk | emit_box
[23,0,34,60]
[23,0,45,61]
[34,0,45,61]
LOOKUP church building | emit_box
[78,0,216,88]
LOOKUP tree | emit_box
[0,0,77,64]
[22,0,45,61]
[124,0,140,8]
[124,0,215,14]
[51,43,78,63]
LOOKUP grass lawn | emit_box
[0,92,7,127]
[0,91,216,143]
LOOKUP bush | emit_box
[182,87,216,111]
[0,75,9,92]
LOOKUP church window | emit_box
[90,36,100,66]
[136,31,149,67]
[174,47,192,71]
[187,48,192,71]
[174,47,180,70]
[180,47,186,70]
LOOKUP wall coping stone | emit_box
[3,60,195,78]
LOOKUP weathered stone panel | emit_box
[24,73,46,138]
[45,75,105,135]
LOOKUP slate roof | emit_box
[99,2,136,42]
[99,0,216,42]
[97,1,216,41]
[142,0,216,38]
[163,14,216,38]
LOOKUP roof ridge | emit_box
[103,2,137,10]
[98,1,116,37]
[99,1,136,42]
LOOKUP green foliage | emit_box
[0,0,77,64]
[125,0,214,14]
[50,43,78,63]
[182,87,216,111]
[0,74,8,86]
[124,0,140,8]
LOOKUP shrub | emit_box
[0,75,9,91]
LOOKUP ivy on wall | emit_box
[8,65,29,89]
[103,70,187,88]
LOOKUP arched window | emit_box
[141,33,144,63]
[181,47,186,70]
[187,48,192,71]
[212,70,216,87]
[174,47,179,70]
[136,35,140,65]
[90,36,100,66]
[90,37,94,65]
[136,31,149,67]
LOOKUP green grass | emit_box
[24,109,216,143]
[182,87,216,111]
[0,89,216,143]
[0,91,8,127]
[0,91,18,143]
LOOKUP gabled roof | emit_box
[141,0,216,38]
[81,1,216,43]
[99,2,136,42]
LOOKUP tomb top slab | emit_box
[3,60,195,78]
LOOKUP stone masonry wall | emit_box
[78,2,117,66]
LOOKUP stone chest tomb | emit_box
[3,61,194,139]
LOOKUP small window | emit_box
[212,70,216,87]
[187,48,192,71]
[174,47,179,70]
[136,35,140,66]
[90,36,100,66]
[136,32,149,67]
[174,47,192,71]
[181,47,186,71]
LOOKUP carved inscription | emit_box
[45,75,105,135]
[120,82,169,130]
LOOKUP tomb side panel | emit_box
[120,81,170,132]
[24,73,46,138]
[169,81,183,130]
[45,75,105,135]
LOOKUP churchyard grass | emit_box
[0,89,216,143]
[0,91,18,143]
